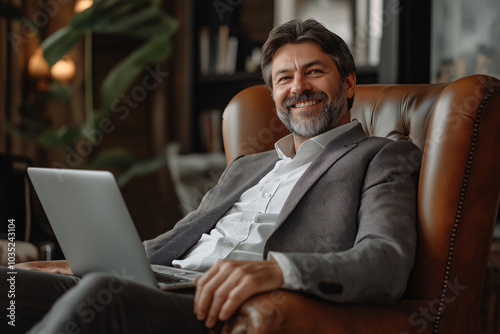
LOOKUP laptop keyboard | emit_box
[153,270,194,284]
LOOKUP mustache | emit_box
[282,91,328,109]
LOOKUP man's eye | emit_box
[278,76,291,83]
[309,69,323,74]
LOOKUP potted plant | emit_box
[2,0,178,187]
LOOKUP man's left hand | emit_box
[193,259,284,328]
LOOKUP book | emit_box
[216,25,229,74]
[198,25,238,75]
[199,26,210,75]
[225,36,238,74]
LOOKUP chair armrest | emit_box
[222,291,433,334]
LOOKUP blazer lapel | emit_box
[275,124,367,227]
[164,150,280,263]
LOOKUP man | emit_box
[2,19,420,333]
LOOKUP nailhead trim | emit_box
[432,87,499,333]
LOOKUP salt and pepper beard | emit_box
[276,81,348,140]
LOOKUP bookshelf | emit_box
[187,0,274,153]
[178,0,384,153]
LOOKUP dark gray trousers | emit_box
[0,267,208,334]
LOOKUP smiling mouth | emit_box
[294,100,321,108]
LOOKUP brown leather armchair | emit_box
[221,75,500,333]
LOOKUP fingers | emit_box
[205,273,242,327]
[14,260,74,276]
[195,261,236,327]
[15,261,48,271]
[193,263,221,316]
[217,276,253,321]
[194,260,284,329]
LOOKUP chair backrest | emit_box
[222,74,500,333]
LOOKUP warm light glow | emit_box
[50,55,76,84]
[74,0,93,13]
[27,48,50,78]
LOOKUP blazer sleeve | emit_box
[269,140,421,305]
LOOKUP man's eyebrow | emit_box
[304,59,327,69]
[273,59,328,79]
[274,68,291,79]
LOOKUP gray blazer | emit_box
[144,124,421,305]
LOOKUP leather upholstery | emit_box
[222,85,290,164]
[221,75,500,333]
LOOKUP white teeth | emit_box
[294,100,319,108]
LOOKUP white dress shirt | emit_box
[173,120,359,286]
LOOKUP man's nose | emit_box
[291,75,312,95]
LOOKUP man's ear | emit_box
[344,72,356,98]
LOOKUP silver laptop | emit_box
[27,167,202,290]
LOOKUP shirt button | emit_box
[264,192,272,198]
[227,241,234,248]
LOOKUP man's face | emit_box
[271,42,355,139]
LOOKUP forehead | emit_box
[271,42,337,74]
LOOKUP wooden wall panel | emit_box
[0,7,7,153]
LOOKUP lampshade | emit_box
[27,48,50,78]
[74,0,93,13]
[50,55,76,84]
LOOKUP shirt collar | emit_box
[275,119,359,159]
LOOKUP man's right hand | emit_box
[15,260,74,276]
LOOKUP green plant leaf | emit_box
[116,153,168,188]
[71,0,167,37]
[41,27,86,67]
[100,33,174,110]
[44,82,72,102]
[84,108,109,128]
[71,0,131,31]
[25,0,177,187]
[93,6,159,35]
[41,1,145,66]
[38,126,81,149]
[89,148,135,171]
